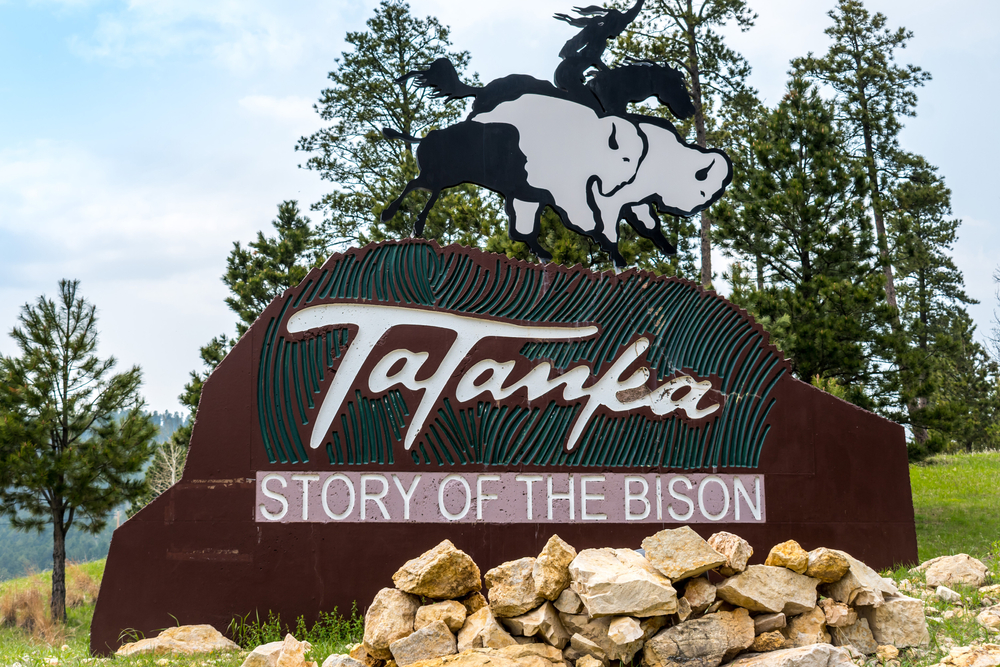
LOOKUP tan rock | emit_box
[857,595,929,648]
[829,618,877,655]
[978,606,1000,631]
[716,565,818,615]
[576,655,603,667]
[567,633,609,666]
[752,632,786,653]
[765,541,809,575]
[322,655,368,667]
[393,540,482,600]
[804,549,850,584]
[350,643,385,667]
[708,532,753,576]
[642,527,726,580]
[819,599,857,628]
[401,644,565,667]
[981,584,1000,595]
[501,602,570,649]
[554,588,584,615]
[459,593,488,616]
[485,557,545,618]
[923,555,989,589]
[933,644,1000,667]
[116,624,241,657]
[821,552,898,608]
[558,614,639,662]
[534,535,578,601]
[568,548,677,617]
[457,607,517,652]
[242,641,286,667]
[416,602,467,634]
[875,645,898,662]
[607,617,643,645]
[754,613,786,635]
[683,577,717,614]
[726,644,854,667]
[643,608,754,667]
[781,607,830,648]
[389,621,457,667]
[677,597,693,622]
[937,586,962,604]
[276,635,319,667]
[364,588,421,660]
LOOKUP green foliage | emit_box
[0,280,156,621]
[229,608,363,662]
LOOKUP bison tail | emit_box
[396,58,480,102]
[382,127,422,144]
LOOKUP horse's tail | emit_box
[396,58,480,102]
[382,127,421,143]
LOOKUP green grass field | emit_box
[0,451,997,666]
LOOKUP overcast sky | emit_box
[1,0,998,413]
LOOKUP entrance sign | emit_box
[91,241,917,654]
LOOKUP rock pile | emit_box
[341,530,929,667]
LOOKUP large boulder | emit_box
[569,548,678,617]
[485,557,545,618]
[643,527,726,581]
[364,588,421,660]
[242,641,286,667]
[857,595,929,648]
[393,540,482,600]
[708,532,753,577]
[389,621,457,667]
[643,608,754,667]
[920,555,990,588]
[457,607,517,652]
[821,551,897,608]
[534,535,578,601]
[416,601,467,634]
[725,644,855,667]
[829,618,877,655]
[780,607,830,648]
[716,566,818,615]
[501,602,570,649]
[804,549,850,584]
[764,541,809,575]
[116,624,240,657]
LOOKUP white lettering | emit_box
[439,474,472,521]
[547,474,575,520]
[291,473,320,520]
[625,476,650,520]
[668,475,694,521]
[260,473,288,521]
[392,474,422,520]
[655,475,663,520]
[580,475,607,521]
[477,475,501,520]
[360,474,390,520]
[699,475,731,521]
[322,473,355,520]
[516,474,543,520]
[734,476,762,521]
[370,350,429,393]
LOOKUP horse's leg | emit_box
[414,189,440,237]
[380,177,425,223]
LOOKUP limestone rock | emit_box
[683,577,717,614]
[978,606,1000,631]
[242,641,286,667]
[416,602,467,634]
[485,557,545,618]
[389,621,457,667]
[875,645,898,662]
[576,655,604,667]
[752,632,786,653]
[981,584,1000,595]
[642,527,726,581]
[677,597,693,622]
[780,607,830,648]
[559,614,638,662]
[116,624,241,657]
[857,595,929,648]
[607,617,643,645]
[322,656,368,667]
[829,618,877,655]
[765,541,809,575]
[937,586,962,604]
[393,541,482,600]
[716,565,818,615]
[276,635,319,667]
[754,613,787,635]
[554,588,584,614]
[534,535,578,601]
[567,633,609,666]
[804,549,850,584]
[821,552,898,608]
[726,644,854,667]
[350,643,385,667]
[643,608,754,667]
[923,555,989,589]
[399,643,565,667]
[459,593,488,616]
[933,644,1000,667]
[501,602,570,649]
[364,588,421,660]
[708,532,753,577]
[819,599,856,628]
[457,607,517,652]
[569,548,677,618]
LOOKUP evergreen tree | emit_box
[0,280,156,621]
[296,0,504,250]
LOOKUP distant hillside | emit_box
[0,409,186,581]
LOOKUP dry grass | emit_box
[0,562,99,645]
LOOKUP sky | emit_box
[1,0,998,413]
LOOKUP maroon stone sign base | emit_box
[90,245,917,654]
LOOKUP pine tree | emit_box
[0,280,156,622]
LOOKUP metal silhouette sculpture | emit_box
[381,0,732,266]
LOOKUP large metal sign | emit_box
[91,241,917,654]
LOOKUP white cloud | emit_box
[239,94,316,125]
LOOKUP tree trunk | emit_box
[51,513,67,623]
[686,18,711,289]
